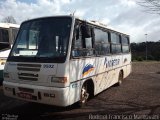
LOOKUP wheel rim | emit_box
[81,85,89,104]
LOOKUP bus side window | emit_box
[72,23,94,58]
[94,28,110,56]
[10,28,19,44]
[0,28,9,43]
[71,24,83,57]
[111,32,121,54]
[74,25,83,49]
[122,35,130,53]
[83,26,94,56]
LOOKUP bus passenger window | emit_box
[111,33,121,54]
[74,36,82,49]
[72,24,82,57]
[122,36,130,53]
[0,28,9,43]
[94,28,110,55]
[11,28,19,44]
[0,28,10,51]
[85,38,92,48]
[72,24,93,57]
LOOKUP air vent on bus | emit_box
[17,63,41,81]
[18,72,39,81]
[17,63,41,72]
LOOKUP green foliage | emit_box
[131,41,160,61]
[147,55,154,60]
[137,56,143,61]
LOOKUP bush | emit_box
[137,56,143,61]
[147,55,154,60]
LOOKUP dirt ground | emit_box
[0,62,160,120]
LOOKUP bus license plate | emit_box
[17,92,33,100]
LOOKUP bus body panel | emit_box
[3,62,72,87]
[3,81,70,106]
[69,54,131,97]
[0,23,19,81]
[0,50,11,80]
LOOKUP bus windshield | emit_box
[9,17,72,63]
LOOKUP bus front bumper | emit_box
[3,81,70,107]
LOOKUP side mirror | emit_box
[81,25,91,38]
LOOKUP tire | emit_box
[117,71,123,86]
[78,83,89,107]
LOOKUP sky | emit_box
[0,0,159,43]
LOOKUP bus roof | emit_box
[21,15,129,37]
[76,17,129,37]
[0,23,20,29]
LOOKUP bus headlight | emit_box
[51,77,67,83]
[3,72,10,78]
[0,59,6,65]
[1,62,6,65]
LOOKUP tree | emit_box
[2,16,17,24]
[131,41,160,61]
[136,0,160,14]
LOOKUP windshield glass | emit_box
[8,17,72,63]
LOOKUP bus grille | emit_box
[17,63,41,81]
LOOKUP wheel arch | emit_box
[120,69,124,79]
[81,78,95,98]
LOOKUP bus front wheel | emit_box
[79,83,89,107]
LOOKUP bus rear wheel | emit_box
[79,83,89,107]
[118,71,123,86]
